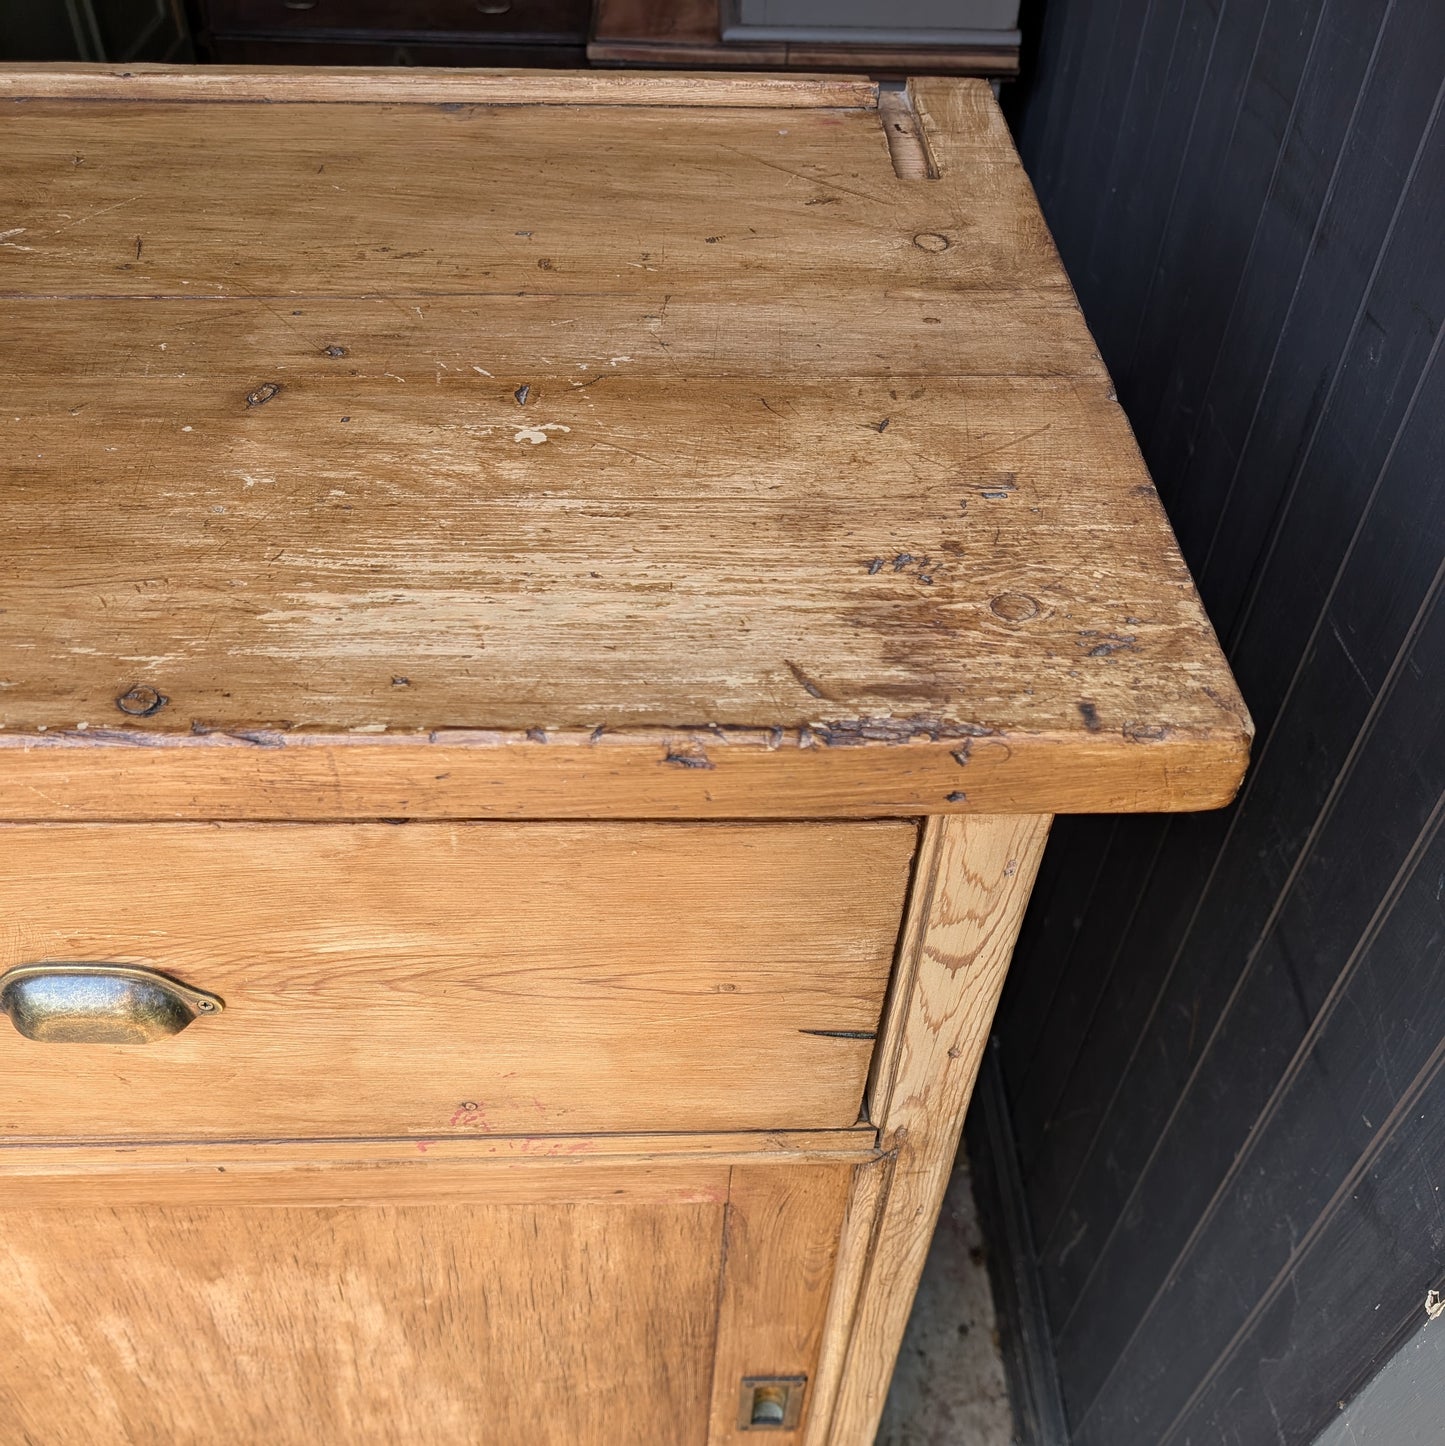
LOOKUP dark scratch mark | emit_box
[224,729,286,748]
[946,791,968,802]
[867,557,885,574]
[591,440,668,467]
[868,418,891,433]
[245,381,282,408]
[951,743,972,766]
[514,384,531,405]
[811,716,997,747]
[664,749,714,770]
[391,675,410,686]
[1078,701,1102,731]
[784,659,826,699]
[967,426,1051,464]
[134,235,142,260]
[525,727,547,743]
[1079,630,1137,657]
[189,721,285,747]
[799,1029,877,1040]
[718,144,891,206]
[323,344,349,358]
[892,553,913,571]
[1123,722,1169,742]
[589,724,606,744]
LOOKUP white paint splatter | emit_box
[472,366,493,377]
[513,423,572,445]
[608,356,633,367]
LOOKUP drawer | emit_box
[0,822,915,1140]
[205,0,589,40]
[207,35,587,64]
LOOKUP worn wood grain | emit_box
[803,1156,889,1445]
[708,1164,854,1442]
[831,812,1050,1442]
[0,1133,880,1207]
[0,821,913,1140]
[0,62,878,106]
[0,74,1248,819]
[0,102,1065,299]
[0,1197,724,1444]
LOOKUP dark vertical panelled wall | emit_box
[972,1,1445,1442]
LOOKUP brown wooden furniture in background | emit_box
[193,0,589,67]
[0,65,1246,1443]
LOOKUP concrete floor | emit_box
[876,1154,1016,1446]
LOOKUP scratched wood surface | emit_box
[707,1165,854,1442]
[0,72,1248,819]
[830,812,1051,1442]
[0,821,914,1140]
[0,1197,726,1444]
[0,1157,854,1444]
[0,1133,880,1208]
[0,63,878,107]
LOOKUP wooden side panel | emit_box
[0,821,913,1140]
[802,1156,889,1445]
[0,1199,723,1445]
[708,1164,853,1443]
[828,812,1050,1443]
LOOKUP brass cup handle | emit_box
[0,964,223,1045]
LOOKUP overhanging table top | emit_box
[0,67,1249,818]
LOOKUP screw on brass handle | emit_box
[0,964,223,1045]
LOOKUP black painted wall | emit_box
[975,2,1445,1443]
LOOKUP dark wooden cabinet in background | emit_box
[193,0,588,66]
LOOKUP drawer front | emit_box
[0,822,914,1140]
[206,0,589,39]
[206,35,587,64]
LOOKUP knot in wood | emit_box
[115,685,168,717]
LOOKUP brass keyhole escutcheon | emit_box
[737,1376,806,1431]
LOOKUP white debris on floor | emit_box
[877,1156,1016,1446]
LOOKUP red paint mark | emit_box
[416,1141,431,1152]
[449,1101,494,1130]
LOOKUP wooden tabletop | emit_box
[0,66,1249,820]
